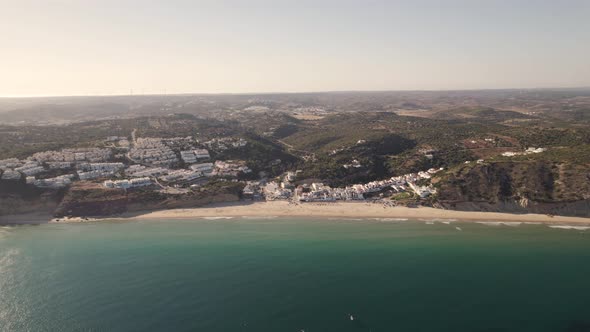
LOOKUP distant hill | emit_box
[2,88,590,125]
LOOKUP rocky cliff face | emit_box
[53,182,243,218]
[0,179,244,218]
[0,180,65,216]
[0,192,63,216]
[436,161,590,217]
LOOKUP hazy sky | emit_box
[1,0,590,97]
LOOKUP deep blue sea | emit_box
[1,218,590,332]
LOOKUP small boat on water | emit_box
[349,314,355,321]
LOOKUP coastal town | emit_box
[0,132,444,205]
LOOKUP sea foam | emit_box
[477,221,523,227]
[0,248,20,271]
[420,218,457,224]
[548,225,590,231]
[241,216,278,220]
[371,218,409,222]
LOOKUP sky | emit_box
[1,0,590,97]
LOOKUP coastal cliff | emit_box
[2,161,590,219]
[436,161,590,217]
[0,179,65,216]
[53,181,244,218]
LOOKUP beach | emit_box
[120,201,590,224]
[2,201,589,225]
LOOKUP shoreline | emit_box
[0,212,55,225]
[103,201,590,225]
[2,201,590,225]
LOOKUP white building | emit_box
[158,170,203,183]
[126,165,169,178]
[33,175,75,189]
[104,177,152,189]
[0,158,23,170]
[264,182,292,200]
[1,170,21,180]
[285,171,296,182]
[129,138,178,166]
[31,148,111,163]
[47,162,72,170]
[15,162,45,176]
[194,149,210,159]
[526,147,546,154]
[312,183,325,191]
[86,163,124,172]
[77,169,118,180]
[180,151,197,164]
[408,182,436,198]
[190,163,214,174]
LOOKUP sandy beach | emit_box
[2,201,589,225]
[120,201,590,225]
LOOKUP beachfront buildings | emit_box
[158,169,203,183]
[103,177,153,189]
[263,168,443,203]
[264,182,292,200]
[30,174,75,189]
[15,162,45,176]
[125,165,169,178]
[76,162,125,180]
[242,181,263,199]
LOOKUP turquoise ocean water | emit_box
[1,217,590,332]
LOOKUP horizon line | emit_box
[1,86,590,99]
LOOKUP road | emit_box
[127,129,138,163]
[131,128,138,146]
